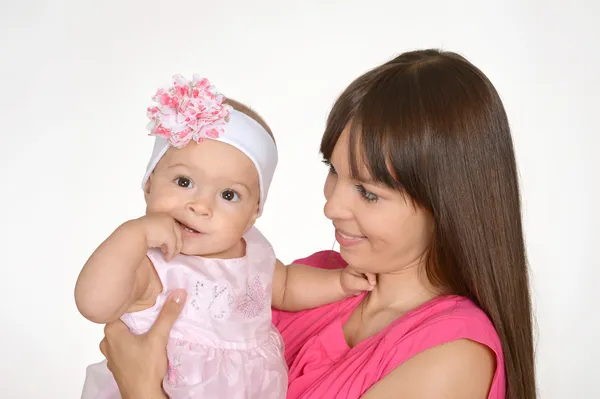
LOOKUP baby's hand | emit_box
[340,267,376,296]
[131,214,183,261]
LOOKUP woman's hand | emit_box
[100,289,187,399]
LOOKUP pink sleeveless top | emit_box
[272,250,506,399]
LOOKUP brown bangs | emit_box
[320,56,441,208]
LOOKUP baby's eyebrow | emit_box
[166,163,189,169]
[231,181,252,193]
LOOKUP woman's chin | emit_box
[339,246,365,265]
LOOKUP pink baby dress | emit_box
[81,226,288,399]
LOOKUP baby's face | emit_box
[145,140,260,258]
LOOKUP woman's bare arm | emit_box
[360,339,496,399]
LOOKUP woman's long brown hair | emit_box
[320,49,536,399]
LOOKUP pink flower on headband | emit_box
[146,74,232,148]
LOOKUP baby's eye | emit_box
[174,177,193,188]
[221,190,240,202]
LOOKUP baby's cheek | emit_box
[211,206,255,241]
[224,220,248,242]
[210,219,242,246]
[146,195,176,214]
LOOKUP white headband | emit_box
[141,75,277,216]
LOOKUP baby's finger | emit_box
[358,277,375,291]
[165,234,177,262]
[173,222,183,256]
[347,276,373,294]
[364,272,377,286]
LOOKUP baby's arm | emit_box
[75,214,181,323]
[271,260,375,312]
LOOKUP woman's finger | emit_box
[99,338,114,371]
[104,319,129,336]
[148,289,187,343]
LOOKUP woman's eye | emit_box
[221,190,240,202]
[322,159,337,175]
[174,177,193,188]
[355,185,378,203]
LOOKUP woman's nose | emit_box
[323,180,353,221]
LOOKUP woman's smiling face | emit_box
[322,127,434,274]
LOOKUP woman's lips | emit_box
[335,229,366,247]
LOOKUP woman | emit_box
[99,49,536,398]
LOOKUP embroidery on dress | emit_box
[175,338,193,351]
[190,279,236,320]
[236,275,267,319]
[208,284,236,320]
[189,279,208,312]
[166,353,185,387]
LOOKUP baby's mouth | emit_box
[176,220,200,234]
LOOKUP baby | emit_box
[75,75,374,399]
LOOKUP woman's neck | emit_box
[366,259,442,314]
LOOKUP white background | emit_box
[0,0,598,397]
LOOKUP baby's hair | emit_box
[224,98,276,144]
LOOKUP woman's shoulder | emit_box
[384,295,502,355]
[376,295,505,398]
[414,295,498,334]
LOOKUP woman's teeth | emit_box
[339,231,361,239]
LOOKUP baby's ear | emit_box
[245,204,260,230]
[143,176,153,201]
